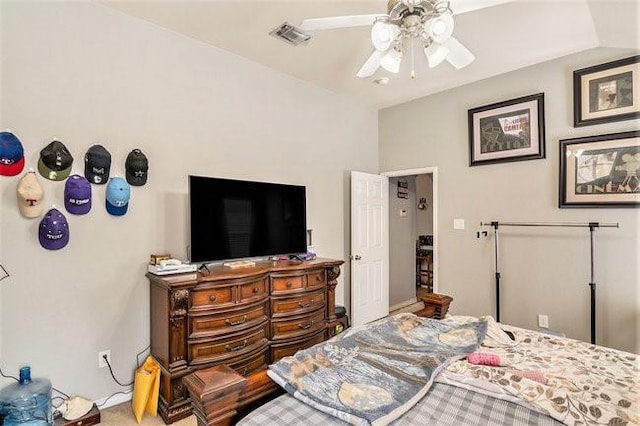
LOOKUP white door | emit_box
[350,171,389,327]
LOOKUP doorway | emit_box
[382,167,438,313]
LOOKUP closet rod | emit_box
[480,220,619,344]
[481,221,619,228]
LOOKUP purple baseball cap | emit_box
[39,208,70,250]
[64,174,92,215]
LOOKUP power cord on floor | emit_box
[96,389,132,408]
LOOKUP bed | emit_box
[234,314,638,426]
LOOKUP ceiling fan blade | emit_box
[300,14,387,31]
[356,50,385,78]
[444,37,475,69]
[449,0,514,15]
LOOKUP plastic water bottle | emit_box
[0,366,52,425]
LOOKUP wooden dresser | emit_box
[147,258,344,424]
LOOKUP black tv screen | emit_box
[189,176,307,263]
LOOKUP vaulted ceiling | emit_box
[102,0,639,109]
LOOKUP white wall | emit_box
[0,2,378,400]
[380,48,639,353]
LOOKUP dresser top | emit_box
[147,257,344,287]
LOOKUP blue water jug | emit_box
[0,366,52,425]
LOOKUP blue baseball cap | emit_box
[105,177,130,216]
[0,131,25,177]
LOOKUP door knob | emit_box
[351,255,362,261]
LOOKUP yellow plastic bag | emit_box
[131,355,161,423]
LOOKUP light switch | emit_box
[453,218,465,230]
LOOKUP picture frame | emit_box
[573,55,640,127]
[559,130,639,208]
[468,93,545,166]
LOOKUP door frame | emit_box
[381,166,438,294]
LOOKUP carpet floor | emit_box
[98,403,197,425]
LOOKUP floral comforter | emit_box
[440,320,639,426]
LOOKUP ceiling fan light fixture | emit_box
[371,21,398,51]
[424,42,449,68]
[380,48,402,73]
[425,13,454,43]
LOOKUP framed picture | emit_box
[397,179,409,199]
[559,130,639,208]
[573,55,640,127]
[468,93,545,166]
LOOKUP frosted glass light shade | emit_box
[371,22,399,51]
[425,13,454,43]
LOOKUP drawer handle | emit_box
[298,301,312,308]
[316,275,322,282]
[209,294,217,302]
[242,367,249,376]
[226,339,248,352]
[226,315,248,326]
[252,287,259,293]
[298,321,313,330]
[286,282,293,288]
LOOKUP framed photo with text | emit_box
[573,55,640,127]
[559,130,639,208]
[468,93,545,166]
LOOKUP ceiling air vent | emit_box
[270,22,311,46]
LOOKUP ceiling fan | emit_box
[299,0,510,79]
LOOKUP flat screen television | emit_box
[189,175,307,263]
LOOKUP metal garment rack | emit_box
[480,221,619,344]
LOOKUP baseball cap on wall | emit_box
[38,140,73,181]
[0,131,25,177]
[106,177,130,216]
[39,208,70,250]
[16,171,44,218]
[125,149,148,186]
[64,174,92,215]
[84,144,111,184]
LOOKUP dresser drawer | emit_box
[271,289,326,318]
[191,286,234,309]
[271,275,304,294]
[189,322,269,365]
[228,345,268,377]
[306,269,326,290]
[189,301,268,338]
[239,278,268,303]
[270,329,327,362]
[271,308,326,341]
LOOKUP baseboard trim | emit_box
[95,390,132,410]
[389,297,418,312]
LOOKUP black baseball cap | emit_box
[125,149,148,186]
[84,144,111,185]
[38,140,73,181]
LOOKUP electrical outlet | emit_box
[537,314,549,329]
[98,350,111,368]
